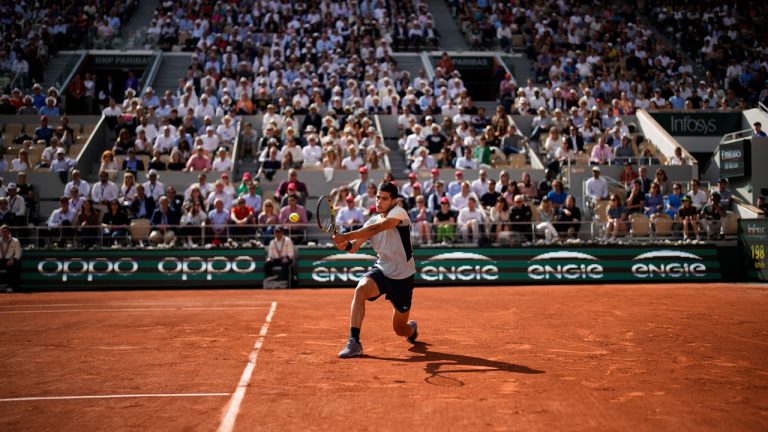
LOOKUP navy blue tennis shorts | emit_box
[364,267,415,313]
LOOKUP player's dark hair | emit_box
[378,182,399,198]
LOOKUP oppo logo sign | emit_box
[670,115,717,134]
[631,250,707,279]
[38,258,138,282]
[527,251,604,280]
[420,252,498,281]
[157,256,257,280]
[311,253,376,282]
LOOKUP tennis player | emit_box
[332,182,418,358]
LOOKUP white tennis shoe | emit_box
[338,338,363,358]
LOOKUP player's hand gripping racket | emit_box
[316,195,337,235]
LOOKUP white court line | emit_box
[0,307,270,314]
[0,393,230,402]
[218,301,278,432]
[0,301,276,308]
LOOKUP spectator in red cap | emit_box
[348,166,370,197]
[400,172,419,197]
[433,196,457,243]
[423,168,441,196]
[335,195,364,233]
[447,170,464,197]
[278,193,308,242]
[276,168,308,202]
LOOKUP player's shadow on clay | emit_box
[366,342,543,386]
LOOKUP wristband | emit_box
[344,241,353,251]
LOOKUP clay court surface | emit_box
[0,283,766,431]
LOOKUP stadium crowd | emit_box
[450,0,767,111]
[0,0,763,254]
[0,0,138,93]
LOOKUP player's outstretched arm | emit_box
[335,217,400,245]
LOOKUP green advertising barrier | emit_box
[21,249,266,289]
[297,246,722,286]
[20,245,730,290]
[739,219,768,281]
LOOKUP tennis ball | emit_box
[289,212,299,222]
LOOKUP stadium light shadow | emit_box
[365,342,544,386]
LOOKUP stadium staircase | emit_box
[150,53,193,95]
[41,53,78,90]
[427,0,468,51]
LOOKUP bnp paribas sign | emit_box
[650,112,742,136]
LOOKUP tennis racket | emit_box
[315,195,337,235]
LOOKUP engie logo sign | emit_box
[631,250,707,279]
[311,253,377,282]
[527,251,604,280]
[420,252,498,281]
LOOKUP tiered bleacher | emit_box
[0,0,764,261]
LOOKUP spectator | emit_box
[68,188,84,214]
[535,197,560,243]
[590,137,613,165]
[686,179,708,210]
[279,194,308,240]
[180,201,208,247]
[480,179,501,208]
[546,180,567,209]
[409,195,432,244]
[147,149,167,172]
[129,180,155,217]
[432,197,457,243]
[34,116,55,145]
[143,170,165,202]
[212,147,233,172]
[668,147,688,166]
[519,172,538,201]
[76,199,100,248]
[613,136,635,164]
[185,145,211,172]
[664,183,685,219]
[555,195,582,239]
[0,225,22,290]
[10,149,31,173]
[101,199,129,245]
[585,166,609,205]
[50,148,75,183]
[620,162,639,188]
[754,122,767,137]
[337,195,365,234]
[122,148,146,175]
[46,196,76,246]
[5,184,26,224]
[276,169,309,202]
[714,178,733,210]
[645,183,665,220]
[605,194,626,240]
[489,196,510,242]
[625,180,646,216]
[230,197,255,241]
[341,146,365,171]
[265,226,295,282]
[0,199,15,227]
[207,198,231,246]
[509,194,533,241]
[206,181,233,212]
[700,192,727,240]
[457,196,484,244]
[677,196,700,241]
[90,171,120,206]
